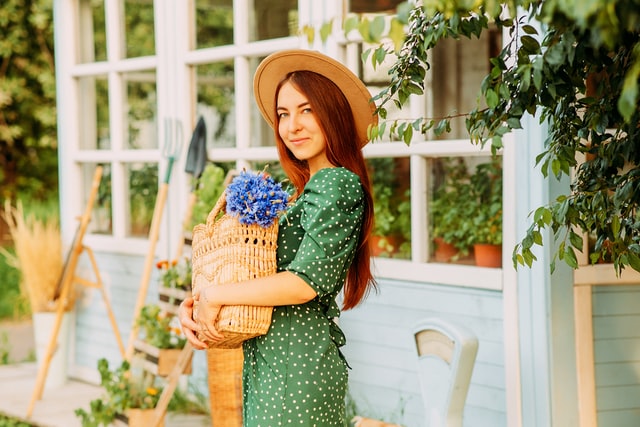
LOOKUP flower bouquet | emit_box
[191,169,289,349]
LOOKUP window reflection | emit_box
[127,162,157,237]
[124,0,156,58]
[195,62,235,149]
[368,157,411,259]
[250,0,297,41]
[78,0,107,63]
[125,71,157,149]
[78,75,110,150]
[195,0,234,49]
[88,163,112,235]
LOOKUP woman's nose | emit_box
[288,114,301,133]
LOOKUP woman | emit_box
[179,49,378,426]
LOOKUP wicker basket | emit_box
[191,190,276,349]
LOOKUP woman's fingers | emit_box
[178,297,208,350]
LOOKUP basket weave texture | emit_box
[191,190,277,349]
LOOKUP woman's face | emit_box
[276,81,332,175]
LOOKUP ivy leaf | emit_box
[319,20,333,43]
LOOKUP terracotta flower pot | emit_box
[433,237,459,262]
[474,243,502,268]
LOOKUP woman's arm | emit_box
[183,271,317,344]
[199,271,317,307]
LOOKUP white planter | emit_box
[33,311,73,391]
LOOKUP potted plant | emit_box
[430,158,474,262]
[464,159,503,267]
[133,304,191,376]
[369,158,411,259]
[0,200,73,389]
[74,358,166,427]
[156,257,192,310]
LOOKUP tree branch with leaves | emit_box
[317,0,640,274]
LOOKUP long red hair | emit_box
[274,70,377,310]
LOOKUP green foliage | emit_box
[136,304,186,349]
[430,158,474,252]
[189,163,226,229]
[368,158,411,258]
[0,247,27,320]
[156,257,192,291]
[0,0,58,204]
[75,359,162,427]
[0,412,34,427]
[334,0,640,274]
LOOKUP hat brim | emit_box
[253,49,378,148]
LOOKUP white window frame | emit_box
[56,0,511,292]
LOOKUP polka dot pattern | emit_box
[242,167,364,426]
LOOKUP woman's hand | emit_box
[197,288,225,342]
[178,296,208,350]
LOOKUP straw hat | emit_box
[253,49,378,147]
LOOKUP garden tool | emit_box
[126,118,183,360]
[174,116,208,260]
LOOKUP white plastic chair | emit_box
[413,317,479,427]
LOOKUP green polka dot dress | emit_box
[242,167,364,426]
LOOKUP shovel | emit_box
[174,116,208,260]
[126,118,183,360]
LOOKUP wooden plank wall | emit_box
[592,285,640,427]
[340,278,507,427]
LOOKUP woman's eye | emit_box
[302,108,312,114]
[278,112,288,119]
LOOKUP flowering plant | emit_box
[137,304,186,349]
[156,257,192,291]
[225,169,289,227]
[75,358,162,426]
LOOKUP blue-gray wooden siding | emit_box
[340,278,507,427]
[593,284,640,427]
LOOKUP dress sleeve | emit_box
[285,169,364,297]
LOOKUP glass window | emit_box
[87,163,112,235]
[195,0,234,49]
[127,162,158,237]
[350,0,405,13]
[430,28,501,140]
[78,0,107,63]
[368,157,411,260]
[124,0,156,58]
[194,61,235,149]
[78,75,110,150]
[125,70,157,149]
[250,0,297,42]
[428,156,502,266]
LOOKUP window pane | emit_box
[250,0,297,42]
[250,57,275,147]
[195,61,235,149]
[78,75,110,150]
[430,29,501,140]
[78,0,107,63]
[125,70,157,149]
[368,157,411,259]
[127,162,157,237]
[83,163,112,235]
[124,0,155,58]
[195,0,234,49]
[428,156,502,266]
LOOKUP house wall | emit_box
[593,285,640,427]
[340,278,506,427]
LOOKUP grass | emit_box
[0,247,28,321]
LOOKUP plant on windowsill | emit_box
[369,158,411,259]
[430,158,474,262]
[462,159,503,267]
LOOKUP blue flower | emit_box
[225,169,289,227]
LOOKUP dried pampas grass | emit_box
[0,200,67,312]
